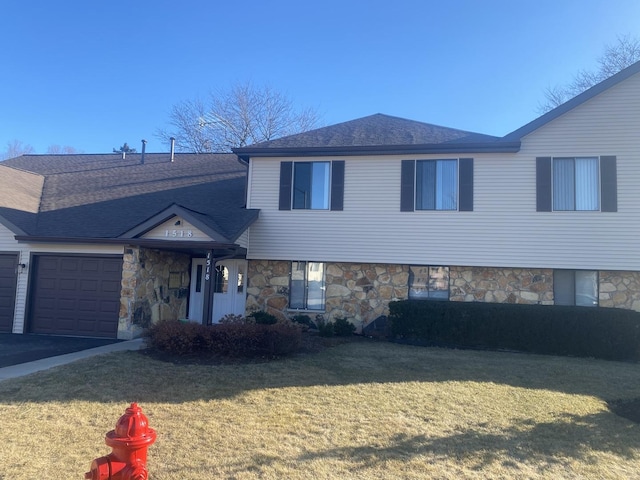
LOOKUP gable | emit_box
[140,216,214,242]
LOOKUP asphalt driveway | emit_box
[0,334,120,368]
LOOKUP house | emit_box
[233,60,640,328]
[0,152,258,338]
[2,59,639,338]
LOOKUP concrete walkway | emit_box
[0,338,145,382]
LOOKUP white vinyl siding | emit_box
[246,71,640,271]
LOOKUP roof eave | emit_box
[234,142,521,160]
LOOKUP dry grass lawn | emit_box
[1,338,639,479]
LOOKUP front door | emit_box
[212,259,247,323]
[188,258,247,324]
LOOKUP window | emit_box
[553,157,599,211]
[536,156,617,212]
[409,266,450,300]
[401,158,473,212]
[293,162,330,209]
[554,270,598,307]
[416,160,458,210]
[214,265,228,293]
[290,261,325,310]
[279,161,345,211]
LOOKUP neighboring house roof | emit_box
[0,153,258,243]
[503,59,640,141]
[234,113,520,159]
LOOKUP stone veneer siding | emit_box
[246,261,640,334]
[119,247,191,339]
[449,267,554,304]
[599,271,640,311]
[246,260,409,329]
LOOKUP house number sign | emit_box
[164,229,193,238]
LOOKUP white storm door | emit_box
[212,259,247,323]
[188,258,206,323]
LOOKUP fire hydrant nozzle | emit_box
[85,403,156,480]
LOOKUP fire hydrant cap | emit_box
[105,402,157,448]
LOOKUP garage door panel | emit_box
[0,254,18,332]
[30,255,122,338]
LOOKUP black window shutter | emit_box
[330,161,345,211]
[459,158,474,211]
[600,156,617,212]
[279,161,293,211]
[401,160,415,212]
[536,157,552,212]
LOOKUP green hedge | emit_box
[388,300,640,361]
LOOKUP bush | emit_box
[317,317,356,337]
[333,317,357,336]
[291,314,314,329]
[388,300,640,361]
[247,310,279,325]
[145,319,302,358]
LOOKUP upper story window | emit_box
[416,159,458,210]
[401,158,473,212]
[279,161,345,211]
[553,157,599,211]
[293,162,330,209]
[536,156,617,212]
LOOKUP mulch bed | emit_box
[138,332,357,366]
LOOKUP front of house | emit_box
[234,61,640,329]
[1,60,640,338]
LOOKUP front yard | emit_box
[0,339,639,479]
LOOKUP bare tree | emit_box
[0,140,35,160]
[539,34,640,113]
[156,82,322,152]
[47,145,81,154]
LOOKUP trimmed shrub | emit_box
[247,310,279,325]
[388,300,640,361]
[145,319,302,358]
[291,314,314,329]
[333,317,357,336]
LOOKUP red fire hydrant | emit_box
[85,403,157,480]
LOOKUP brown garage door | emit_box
[29,255,123,338]
[0,254,18,333]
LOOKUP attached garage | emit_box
[0,253,18,332]
[28,255,123,338]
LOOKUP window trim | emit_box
[279,161,345,211]
[553,269,599,307]
[536,156,617,213]
[401,158,473,212]
[408,265,450,300]
[288,261,326,311]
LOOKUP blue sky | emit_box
[1,0,639,154]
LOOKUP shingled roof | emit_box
[0,153,258,242]
[234,113,518,159]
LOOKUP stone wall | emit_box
[246,260,409,330]
[449,267,554,304]
[119,247,191,339]
[599,271,640,311]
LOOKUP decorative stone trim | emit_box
[449,267,553,305]
[118,247,191,339]
[599,271,640,312]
